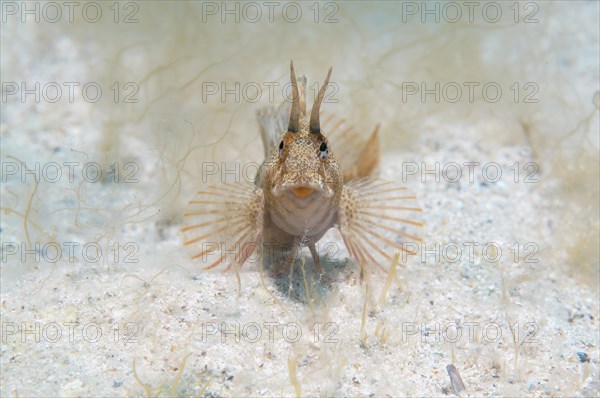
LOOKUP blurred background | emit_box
[1,1,598,396]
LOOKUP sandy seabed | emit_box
[1,1,599,397]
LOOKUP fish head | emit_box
[270,125,341,201]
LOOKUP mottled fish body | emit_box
[183,61,423,273]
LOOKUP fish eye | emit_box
[319,142,328,159]
[279,140,284,156]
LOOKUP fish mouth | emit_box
[273,182,334,198]
[291,187,315,199]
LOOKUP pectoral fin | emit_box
[182,182,264,270]
[338,178,424,272]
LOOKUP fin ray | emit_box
[182,182,264,270]
[338,177,424,272]
[321,113,381,181]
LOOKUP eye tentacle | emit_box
[310,66,333,136]
[288,60,300,133]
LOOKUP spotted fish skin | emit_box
[182,61,423,273]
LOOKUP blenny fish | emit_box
[182,61,423,274]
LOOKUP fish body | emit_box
[183,62,423,273]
